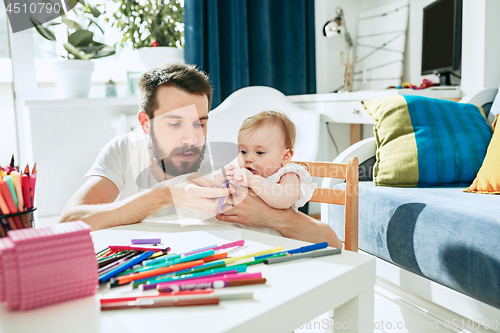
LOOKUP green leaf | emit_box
[78,44,105,53]
[63,43,84,59]
[68,30,94,47]
[61,17,84,30]
[88,4,101,18]
[89,47,115,59]
[66,0,79,9]
[30,18,56,41]
[87,18,104,34]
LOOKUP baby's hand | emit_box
[213,165,237,187]
[231,168,253,187]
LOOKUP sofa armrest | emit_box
[460,88,497,105]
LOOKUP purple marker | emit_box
[131,238,161,245]
[216,180,229,214]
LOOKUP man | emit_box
[60,64,341,248]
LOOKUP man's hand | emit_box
[216,186,276,228]
[216,186,343,248]
[167,173,234,214]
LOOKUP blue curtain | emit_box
[184,0,316,108]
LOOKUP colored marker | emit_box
[157,273,263,293]
[100,289,215,304]
[99,251,155,283]
[160,277,266,293]
[141,269,239,291]
[131,238,161,245]
[216,180,229,214]
[142,253,181,266]
[115,259,206,285]
[255,242,329,260]
[108,245,170,252]
[184,240,245,255]
[139,266,246,290]
[101,296,220,310]
[223,246,283,264]
[264,248,342,265]
[124,261,225,289]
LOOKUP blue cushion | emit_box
[329,181,500,308]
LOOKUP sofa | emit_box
[324,88,500,331]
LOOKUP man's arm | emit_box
[216,190,342,248]
[59,176,173,231]
[60,175,234,231]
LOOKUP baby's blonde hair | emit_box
[239,111,296,150]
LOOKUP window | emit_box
[0,5,18,165]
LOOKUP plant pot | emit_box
[137,46,184,71]
[53,60,94,98]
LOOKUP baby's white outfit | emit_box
[265,163,316,212]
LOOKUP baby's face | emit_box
[237,125,289,178]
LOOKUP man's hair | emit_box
[239,111,296,150]
[138,63,213,119]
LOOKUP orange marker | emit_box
[117,259,205,285]
[203,252,228,263]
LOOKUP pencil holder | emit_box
[0,208,36,237]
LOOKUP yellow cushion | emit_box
[466,115,500,194]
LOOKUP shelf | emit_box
[24,95,139,108]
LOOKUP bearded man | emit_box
[60,63,341,248]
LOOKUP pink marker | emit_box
[156,272,261,291]
[157,273,263,293]
[109,245,170,252]
[184,240,245,256]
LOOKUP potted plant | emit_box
[32,0,115,98]
[109,0,184,70]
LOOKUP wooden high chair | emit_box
[294,157,359,252]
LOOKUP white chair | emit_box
[206,86,321,162]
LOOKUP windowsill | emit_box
[24,91,139,108]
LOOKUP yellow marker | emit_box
[223,246,283,264]
[150,251,174,259]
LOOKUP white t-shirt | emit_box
[84,132,191,218]
[84,131,159,201]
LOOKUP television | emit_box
[421,0,462,86]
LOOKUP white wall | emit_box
[461,0,500,95]
[315,0,458,92]
[0,83,17,166]
[315,0,362,94]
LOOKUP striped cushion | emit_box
[363,95,493,187]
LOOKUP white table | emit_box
[0,219,375,333]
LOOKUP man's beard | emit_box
[149,124,206,178]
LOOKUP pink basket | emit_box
[0,221,98,311]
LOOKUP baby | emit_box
[213,111,315,218]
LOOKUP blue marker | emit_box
[99,251,155,283]
[255,242,329,260]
